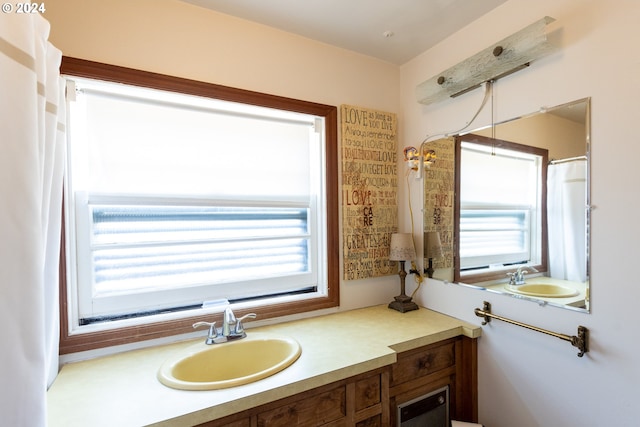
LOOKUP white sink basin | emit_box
[157,332,301,390]
[505,283,579,298]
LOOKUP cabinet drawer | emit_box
[390,341,455,387]
[257,385,346,426]
[355,374,381,411]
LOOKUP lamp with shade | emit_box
[388,233,419,313]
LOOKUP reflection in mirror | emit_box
[423,98,590,312]
[455,135,549,284]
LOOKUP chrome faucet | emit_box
[508,266,530,286]
[193,307,257,345]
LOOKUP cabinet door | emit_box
[355,374,381,412]
[257,385,346,426]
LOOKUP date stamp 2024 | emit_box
[2,3,46,13]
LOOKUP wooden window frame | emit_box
[454,133,548,284]
[59,57,339,354]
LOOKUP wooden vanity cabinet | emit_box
[198,368,389,427]
[197,336,477,427]
[389,336,478,425]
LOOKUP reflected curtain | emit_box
[547,160,587,282]
[0,12,65,426]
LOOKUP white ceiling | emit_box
[181,0,507,65]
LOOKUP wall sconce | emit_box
[415,16,557,105]
[424,231,444,278]
[404,146,436,171]
[388,233,419,313]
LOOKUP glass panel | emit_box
[89,204,310,297]
[72,78,316,197]
[461,143,538,205]
[460,210,530,269]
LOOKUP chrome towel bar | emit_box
[474,301,588,357]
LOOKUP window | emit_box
[60,58,338,353]
[455,134,548,283]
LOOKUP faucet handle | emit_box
[234,313,257,334]
[193,321,219,342]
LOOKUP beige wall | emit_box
[45,0,402,318]
[46,0,399,111]
[475,110,586,159]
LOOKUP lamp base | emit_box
[388,294,419,313]
[425,257,435,278]
[389,260,419,313]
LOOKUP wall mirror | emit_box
[423,98,590,312]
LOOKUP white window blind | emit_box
[459,209,530,269]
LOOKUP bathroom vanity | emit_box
[47,305,481,426]
[199,336,475,426]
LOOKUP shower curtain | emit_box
[1,12,65,426]
[547,160,587,283]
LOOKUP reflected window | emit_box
[455,135,548,283]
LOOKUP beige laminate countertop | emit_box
[47,305,481,427]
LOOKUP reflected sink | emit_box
[158,332,301,390]
[505,283,579,298]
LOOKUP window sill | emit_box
[60,292,339,355]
